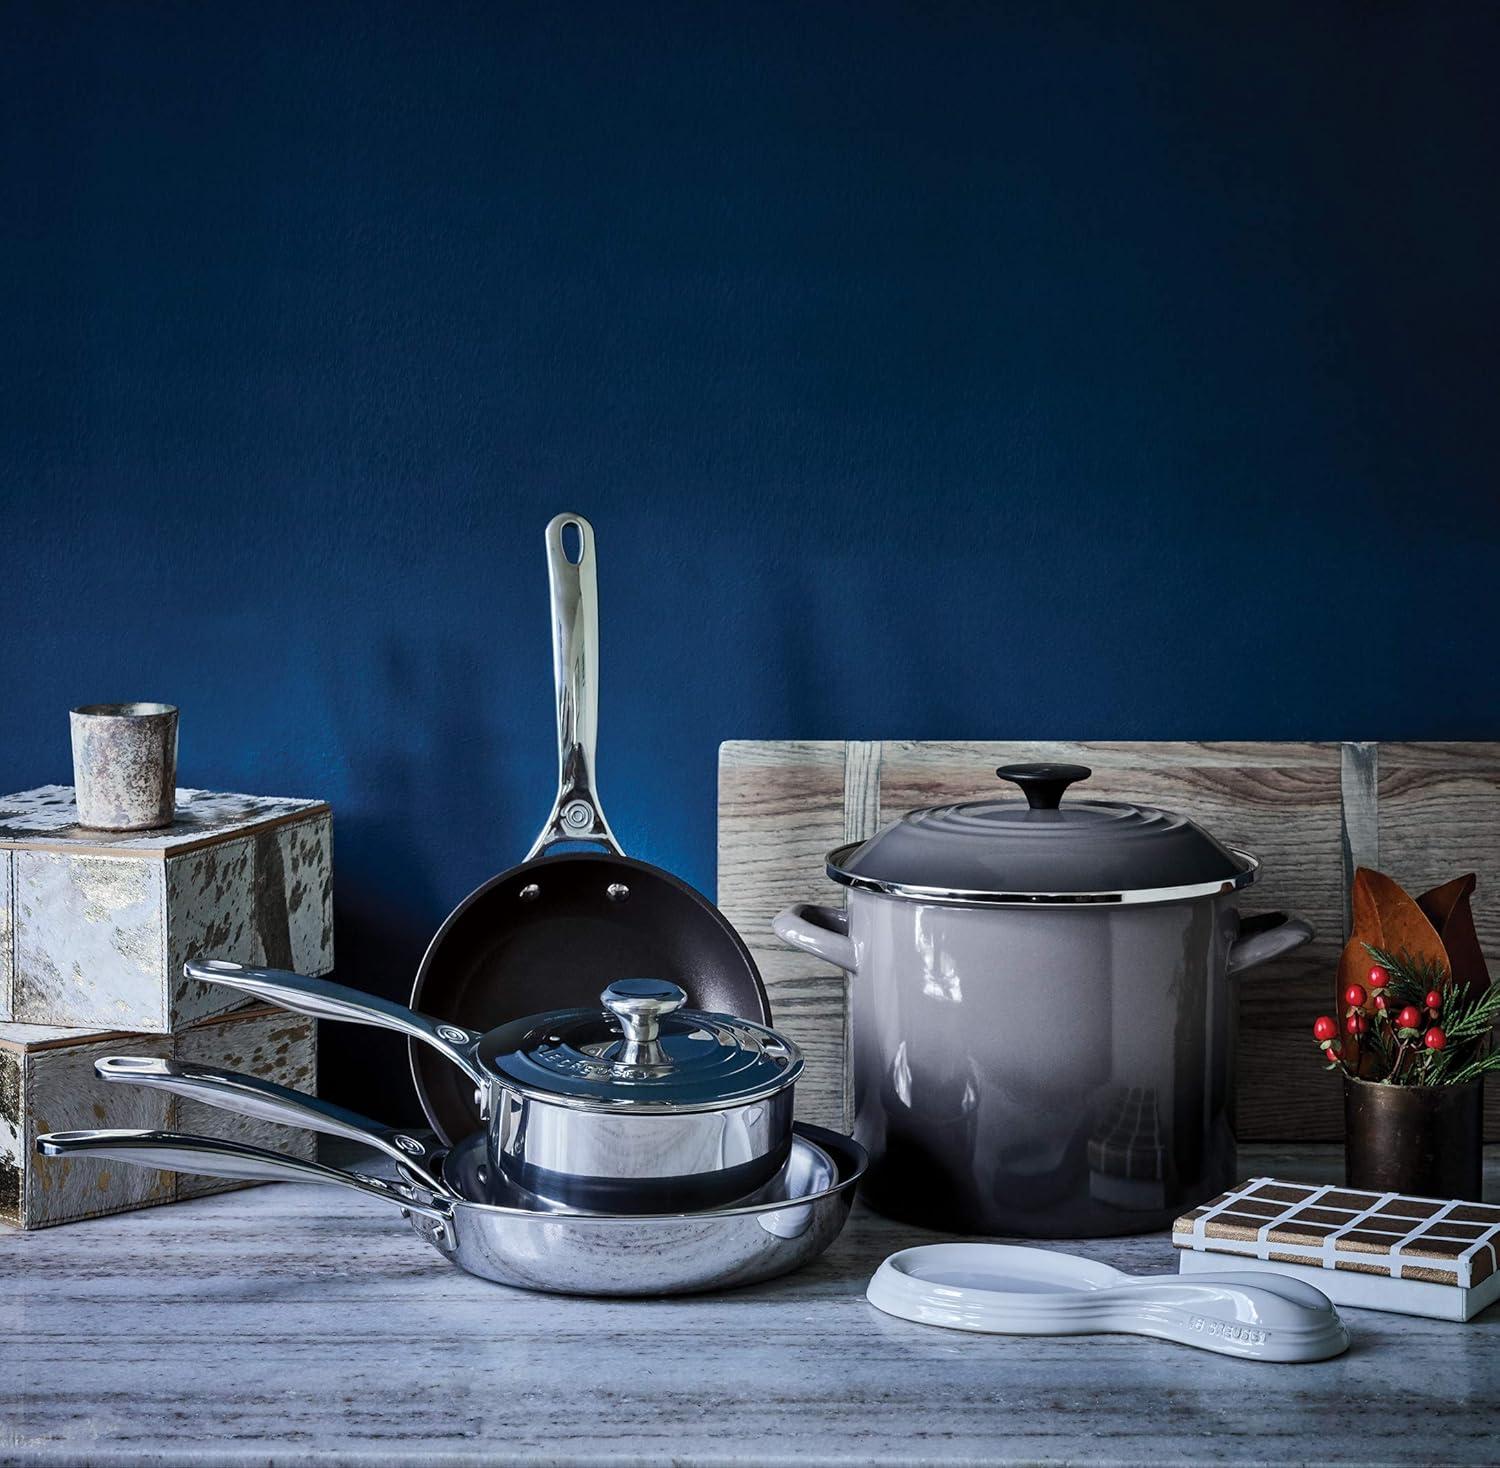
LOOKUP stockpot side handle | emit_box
[34,1129,450,1223]
[772,904,858,975]
[184,960,489,1091]
[527,512,622,860]
[93,1055,448,1196]
[1227,912,1316,976]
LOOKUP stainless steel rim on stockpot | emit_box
[36,1122,866,1297]
[183,959,803,1214]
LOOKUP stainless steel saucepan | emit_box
[183,959,803,1213]
[37,1123,865,1296]
[91,1053,840,1212]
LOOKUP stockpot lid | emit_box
[826,764,1258,906]
[477,979,803,1113]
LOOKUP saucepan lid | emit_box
[476,979,802,1113]
[827,764,1257,906]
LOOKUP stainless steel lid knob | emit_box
[602,979,687,1063]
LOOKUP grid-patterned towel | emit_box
[1173,1178,1500,1289]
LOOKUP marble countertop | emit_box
[3,1145,1498,1468]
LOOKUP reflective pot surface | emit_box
[185,961,800,1214]
[776,891,1312,1238]
[490,1084,796,1212]
[36,1123,866,1297]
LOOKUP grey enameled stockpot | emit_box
[774,763,1313,1238]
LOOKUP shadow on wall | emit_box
[322,635,522,1123]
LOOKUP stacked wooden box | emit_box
[0,785,332,1228]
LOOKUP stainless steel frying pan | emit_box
[92,1052,839,1213]
[37,1122,865,1296]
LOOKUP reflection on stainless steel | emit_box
[36,1123,866,1297]
[825,840,1260,906]
[183,959,802,1215]
[93,1054,450,1195]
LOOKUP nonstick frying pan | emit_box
[409,513,769,1144]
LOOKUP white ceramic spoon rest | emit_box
[867,1244,1348,1363]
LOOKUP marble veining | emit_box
[1,1145,1497,1466]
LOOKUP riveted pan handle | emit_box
[184,960,490,1095]
[94,1055,449,1196]
[35,1129,451,1224]
[527,512,622,860]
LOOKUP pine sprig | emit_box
[1361,944,1500,1086]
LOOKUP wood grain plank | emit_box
[1377,743,1500,964]
[718,742,851,1125]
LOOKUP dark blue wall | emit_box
[5,2,1497,1115]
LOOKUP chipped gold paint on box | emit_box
[0,786,333,1031]
[0,1005,316,1229]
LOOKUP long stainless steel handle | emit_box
[94,1055,450,1196]
[35,1129,450,1223]
[184,960,490,1093]
[526,512,621,859]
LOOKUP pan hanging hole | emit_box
[519,883,541,902]
[561,520,584,564]
[606,882,630,902]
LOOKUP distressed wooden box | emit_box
[0,1003,317,1229]
[0,786,333,1032]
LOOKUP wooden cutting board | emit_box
[716,741,1500,1142]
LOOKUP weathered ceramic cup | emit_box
[69,702,179,830]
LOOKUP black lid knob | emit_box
[994,763,1092,811]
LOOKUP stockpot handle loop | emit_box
[34,1129,451,1224]
[772,904,858,975]
[184,960,490,1094]
[1226,911,1316,976]
[93,1055,449,1196]
[527,512,623,860]
[994,763,1092,810]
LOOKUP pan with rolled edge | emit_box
[182,962,801,1214]
[92,1052,840,1210]
[36,1124,866,1297]
[408,513,769,1145]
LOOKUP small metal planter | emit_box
[1343,1076,1484,1201]
[69,702,178,830]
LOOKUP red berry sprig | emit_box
[1396,1005,1422,1031]
[1313,1015,1338,1042]
[1366,964,1389,990]
[1425,990,1443,1013]
[1425,1027,1448,1051]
